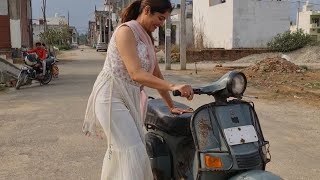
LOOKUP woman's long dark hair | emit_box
[121,0,173,23]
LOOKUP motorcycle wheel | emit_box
[16,71,27,90]
[40,70,52,85]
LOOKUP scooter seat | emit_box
[145,98,192,136]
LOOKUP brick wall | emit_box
[186,49,271,62]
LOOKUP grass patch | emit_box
[305,82,320,89]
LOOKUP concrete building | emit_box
[94,10,112,43]
[152,2,194,47]
[46,13,68,25]
[290,1,320,41]
[87,21,96,47]
[0,0,33,59]
[70,26,78,44]
[33,13,78,45]
[171,2,194,47]
[193,0,290,49]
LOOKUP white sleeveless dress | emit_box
[83,23,154,180]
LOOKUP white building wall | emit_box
[193,0,290,49]
[186,18,193,47]
[193,0,234,49]
[10,20,21,48]
[33,25,44,43]
[152,27,159,47]
[233,0,290,48]
[0,0,8,15]
[172,14,194,47]
[297,11,313,33]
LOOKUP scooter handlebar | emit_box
[172,89,202,97]
[172,90,182,96]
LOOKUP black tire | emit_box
[40,70,52,85]
[16,71,27,90]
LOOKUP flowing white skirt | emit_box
[83,70,153,180]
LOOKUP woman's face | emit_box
[142,6,171,32]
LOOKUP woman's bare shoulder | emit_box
[116,25,135,41]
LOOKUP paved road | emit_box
[0,47,319,180]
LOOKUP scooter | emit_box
[145,71,282,180]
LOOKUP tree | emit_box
[59,24,72,45]
[78,33,88,45]
[39,28,60,45]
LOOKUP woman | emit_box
[83,0,194,179]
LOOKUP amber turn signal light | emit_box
[205,155,223,169]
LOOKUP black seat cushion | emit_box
[145,98,193,136]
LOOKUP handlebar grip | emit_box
[172,90,182,96]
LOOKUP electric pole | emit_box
[41,0,47,33]
[297,1,300,31]
[165,16,171,70]
[68,10,70,27]
[180,0,187,70]
[122,0,125,11]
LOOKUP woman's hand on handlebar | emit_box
[172,84,194,100]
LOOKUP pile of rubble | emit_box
[243,56,303,75]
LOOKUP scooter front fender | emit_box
[228,170,282,180]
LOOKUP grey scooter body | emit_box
[144,71,282,180]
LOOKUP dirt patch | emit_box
[242,57,320,107]
[234,52,281,64]
[243,57,303,74]
[235,45,320,64]
[177,57,320,107]
[287,45,320,63]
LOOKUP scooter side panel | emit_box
[145,132,172,180]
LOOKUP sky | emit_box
[32,0,320,34]
[32,0,104,34]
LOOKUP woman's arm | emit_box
[115,26,193,98]
[152,63,174,109]
[153,63,193,114]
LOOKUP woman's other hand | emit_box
[170,107,193,115]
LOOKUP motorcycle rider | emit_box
[42,43,59,78]
[27,42,47,77]
[42,43,49,58]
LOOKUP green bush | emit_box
[267,29,315,52]
[56,44,71,51]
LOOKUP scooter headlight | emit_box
[227,72,247,97]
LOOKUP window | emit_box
[317,29,320,33]
[186,13,192,19]
[312,18,320,27]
